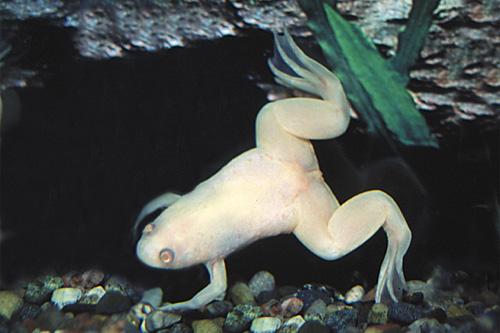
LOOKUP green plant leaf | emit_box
[323,4,437,147]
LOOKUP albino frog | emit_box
[135,31,412,312]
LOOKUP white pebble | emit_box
[344,285,365,304]
[281,315,305,331]
[250,316,281,333]
[51,288,82,309]
[80,286,106,304]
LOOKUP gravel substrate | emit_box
[0,267,499,332]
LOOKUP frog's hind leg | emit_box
[293,188,412,303]
[256,31,351,168]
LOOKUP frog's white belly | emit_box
[171,148,315,260]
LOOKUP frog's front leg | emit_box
[293,186,411,303]
[159,258,227,312]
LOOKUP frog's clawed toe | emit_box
[375,225,411,303]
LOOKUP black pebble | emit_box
[325,308,358,332]
[15,303,41,321]
[425,307,447,323]
[388,302,424,325]
[62,303,97,314]
[403,292,423,305]
[256,289,279,304]
[96,291,132,314]
[205,300,233,317]
[298,320,330,333]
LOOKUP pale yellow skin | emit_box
[136,31,412,312]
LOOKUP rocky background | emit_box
[0,0,498,135]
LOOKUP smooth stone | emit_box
[249,271,276,297]
[51,288,82,310]
[364,323,401,333]
[425,307,447,323]
[403,292,424,305]
[344,285,365,304]
[256,289,280,305]
[205,300,233,317]
[80,286,106,305]
[24,276,63,305]
[464,301,486,315]
[192,319,223,333]
[16,303,41,321]
[324,306,358,332]
[145,310,182,331]
[367,304,388,324]
[35,305,65,331]
[446,304,471,318]
[80,270,105,289]
[230,282,256,305]
[140,287,163,308]
[297,320,329,333]
[96,291,131,314]
[408,318,446,333]
[304,299,327,322]
[0,291,23,319]
[295,288,332,310]
[62,303,96,313]
[278,315,305,333]
[39,275,64,291]
[168,323,193,333]
[388,302,424,325]
[224,304,263,333]
[104,276,134,297]
[251,317,281,333]
[280,297,303,318]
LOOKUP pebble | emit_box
[80,270,105,289]
[364,323,401,333]
[446,304,471,318]
[256,289,280,305]
[145,310,182,331]
[192,319,222,333]
[324,305,358,332]
[168,323,194,333]
[16,302,41,321]
[230,282,256,305]
[304,299,326,322]
[25,275,64,304]
[0,291,23,319]
[403,292,424,305]
[80,286,106,305]
[35,305,65,331]
[388,302,424,325]
[408,318,447,333]
[295,288,332,310]
[367,304,388,324]
[249,271,276,297]
[224,304,263,333]
[104,276,134,297]
[278,315,305,333]
[140,287,163,308]
[250,317,281,333]
[344,285,365,304]
[297,320,329,333]
[280,297,304,318]
[464,301,486,315]
[96,291,131,314]
[205,300,233,317]
[51,288,82,310]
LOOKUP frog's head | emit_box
[135,207,203,270]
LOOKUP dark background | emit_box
[1,21,498,300]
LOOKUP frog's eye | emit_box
[143,223,154,234]
[159,248,175,264]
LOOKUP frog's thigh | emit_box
[294,190,395,260]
